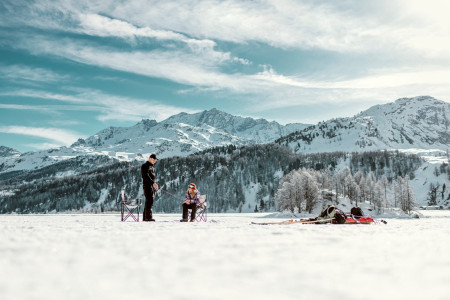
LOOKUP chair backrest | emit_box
[120,189,141,222]
[197,194,207,209]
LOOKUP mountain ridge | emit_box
[0,146,21,158]
[276,96,450,153]
[0,108,310,176]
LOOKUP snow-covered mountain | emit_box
[0,146,20,158]
[74,108,307,149]
[277,96,450,153]
[0,108,309,176]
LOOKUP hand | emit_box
[153,183,159,190]
[185,199,190,205]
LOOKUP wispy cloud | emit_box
[2,0,450,118]
[77,13,252,65]
[67,0,450,56]
[0,64,69,83]
[0,88,199,122]
[4,0,450,57]
[0,104,53,111]
[9,35,241,89]
[4,31,450,116]
[24,142,67,150]
[0,126,82,146]
[253,67,450,90]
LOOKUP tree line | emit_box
[275,167,417,215]
[0,144,423,214]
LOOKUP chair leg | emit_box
[122,206,139,222]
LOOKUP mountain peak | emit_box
[278,95,450,153]
[396,95,435,103]
[0,146,21,157]
[137,119,158,131]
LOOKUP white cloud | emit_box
[77,13,217,50]
[3,0,450,117]
[253,67,450,90]
[0,65,69,83]
[87,0,450,56]
[0,104,52,111]
[0,88,199,123]
[12,34,450,112]
[5,0,450,56]
[24,143,65,150]
[0,126,82,146]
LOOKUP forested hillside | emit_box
[0,144,425,214]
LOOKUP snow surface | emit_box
[1,211,450,300]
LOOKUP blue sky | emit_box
[1,0,450,153]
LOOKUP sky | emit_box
[1,0,450,153]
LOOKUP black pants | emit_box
[143,186,154,221]
[182,203,197,221]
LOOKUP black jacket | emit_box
[141,161,155,188]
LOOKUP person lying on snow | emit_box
[310,205,376,224]
[180,183,201,222]
[311,204,347,224]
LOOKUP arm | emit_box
[191,191,200,204]
[141,164,151,186]
[141,163,158,189]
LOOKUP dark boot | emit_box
[149,209,155,221]
[144,208,155,221]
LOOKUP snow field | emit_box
[1,212,450,300]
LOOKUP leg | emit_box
[143,187,155,221]
[181,203,189,221]
[190,204,197,222]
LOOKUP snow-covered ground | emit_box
[1,211,449,300]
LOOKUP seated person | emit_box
[180,183,200,222]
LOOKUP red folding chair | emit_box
[120,190,142,222]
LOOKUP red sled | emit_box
[345,216,375,224]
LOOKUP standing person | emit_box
[141,154,159,221]
[180,183,200,222]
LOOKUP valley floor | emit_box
[1,211,449,300]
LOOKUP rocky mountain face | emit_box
[277,96,450,153]
[0,146,20,158]
[0,109,309,177]
[74,108,308,149]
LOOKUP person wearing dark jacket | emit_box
[141,154,159,221]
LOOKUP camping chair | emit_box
[120,190,142,222]
[189,194,207,222]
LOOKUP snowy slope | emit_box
[0,109,309,175]
[0,146,20,158]
[1,212,450,300]
[402,149,450,206]
[278,96,450,153]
